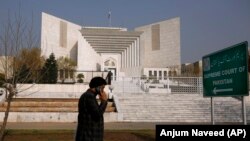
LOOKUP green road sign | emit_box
[202,41,249,97]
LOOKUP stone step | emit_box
[2,101,114,107]
[121,111,241,116]
[12,98,78,102]
[3,102,78,107]
[4,101,114,107]
[0,105,116,112]
[121,115,245,122]
[1,98,116,112]
[122,116,241,122]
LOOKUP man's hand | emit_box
[99,91,108,101]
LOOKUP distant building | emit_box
[41,12,181,78]
[181,60,202,77]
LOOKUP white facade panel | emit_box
[41,12,81,63]
[135,17,181,68]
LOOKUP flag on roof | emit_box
[108,11,111,19]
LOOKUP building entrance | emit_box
[104,57,117,80]
[106,68,116,80]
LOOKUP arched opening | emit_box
[104,57,117,80]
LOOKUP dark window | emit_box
[164,71,167,80]
[149,71,152,77]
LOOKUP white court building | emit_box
[41,12,181,78]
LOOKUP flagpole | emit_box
[108,11,111,27]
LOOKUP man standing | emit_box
[105,71,113,85]
[75,77,108,141]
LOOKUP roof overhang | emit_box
[80,27,143,54]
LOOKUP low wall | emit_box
[0,112,118,122]
[16,84,110,98]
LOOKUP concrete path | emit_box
[6,122,157,130]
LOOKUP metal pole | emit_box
[122,77,124,94]
[167,68,170,93]
[242,96,247,125]
[167,77,170,90]
[108,11,111,27]
[211,97,215,125]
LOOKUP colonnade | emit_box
[121,38,140,68]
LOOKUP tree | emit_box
[14,48,45,83]
[0,10,40,140]
[57,56,76,70]
[40,53,58,84]
[248,54,250,73]
[57,56,76,83]
[15,64,31,83]
[0,73,4,87]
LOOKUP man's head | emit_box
[89,76,107,94]
[89,77,107,88]
[89,77,107,94]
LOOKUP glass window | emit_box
[164,71,167,80]
[154,71,157,76]
[149,70,152,76]
[159,71,162,79]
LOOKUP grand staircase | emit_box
[115,93,250,123]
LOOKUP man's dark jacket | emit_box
[75,89,108,141]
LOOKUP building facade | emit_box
[181,61,203,77]
[41,12,181,78]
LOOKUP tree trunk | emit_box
[0,91,14,141]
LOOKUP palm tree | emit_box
[57,56,76,83]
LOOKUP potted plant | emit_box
[77,73,84,83]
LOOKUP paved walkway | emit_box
[5,122,224,130]
[6,122,159,130]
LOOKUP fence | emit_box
[111,76,203,94]
[168,77,203,94]
[57,70,109,83]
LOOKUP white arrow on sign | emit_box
[213,87,233,95]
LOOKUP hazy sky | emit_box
[0,0,250,64]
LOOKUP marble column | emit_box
[136,38,140,66]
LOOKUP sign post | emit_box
[202,41,249,124]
